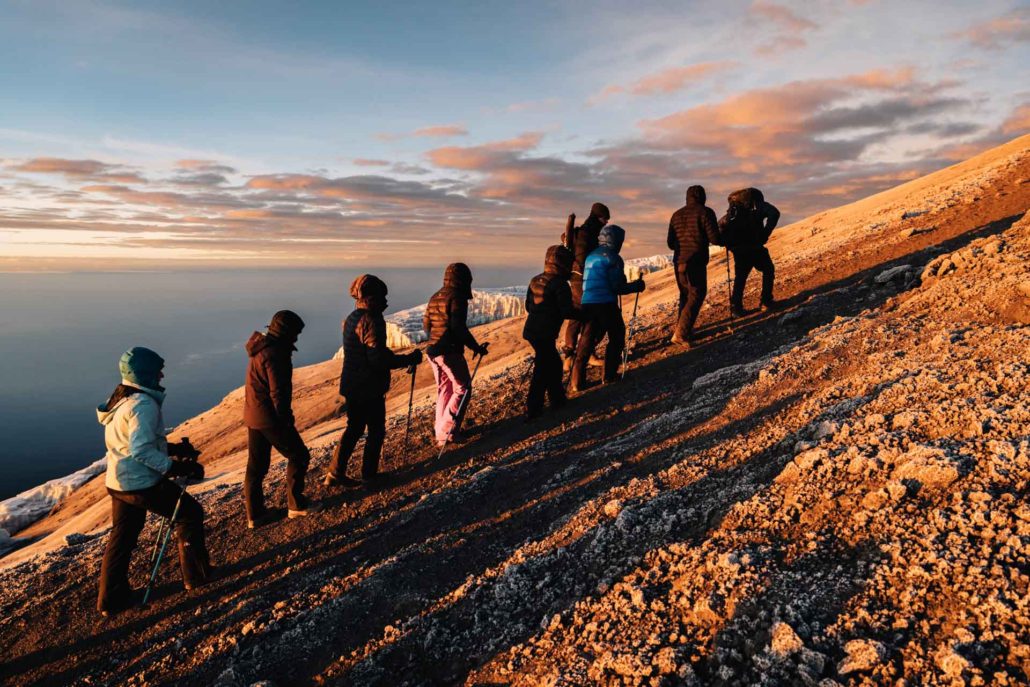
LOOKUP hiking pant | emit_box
[572,302,625,389]
[526,338,565,417]
[245,424,310,518]
[327,393,387,480]
[98,479,210,611]
[562,277,585,356]
[675,255,708,339]
[429,352,471,443]
[730,246,775,308]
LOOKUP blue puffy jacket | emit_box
[581,225,644,305]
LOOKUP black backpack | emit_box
[722,188,764,247]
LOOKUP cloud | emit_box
[952,8,1030,49]
[377,123,469,141]
[750,1,818,55]
[174,159,237,175]
[750,1,818,32]
[353,158,390,166]
[412,124,469,138]
[9,157,147,184]
[1001,103,1030,135]
[591,61,739,103]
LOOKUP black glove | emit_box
[630,278,646,294]
[474,342,489,357]
[406,349,423,366]
[167,458,204,481]
[168,438,200,460]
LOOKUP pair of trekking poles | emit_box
[142,440,200,605]
[399,350,486,461]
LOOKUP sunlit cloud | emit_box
[377,124,469,141]
[590,61,738,103]
[951,8,1030,49]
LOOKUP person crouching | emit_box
[571,225,645,391]
[96,347,210,616]
[523,245,581,420]
[324,275,422,489]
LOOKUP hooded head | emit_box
[544,245,573,277]
[119,346,165,390]
[443,262,473,300]
[686,185,706,206]
[350,274,388,312]
[267,309,305,344]
[598,224,625,253]
[590,202,611,222]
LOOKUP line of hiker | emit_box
[94,185,780,616]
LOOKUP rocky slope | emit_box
[0,135,1027,687]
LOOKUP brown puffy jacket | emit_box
[667,185,722,264]
[244,332,296,429]
[423,263,479,357]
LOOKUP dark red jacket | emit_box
[244,332,296,429]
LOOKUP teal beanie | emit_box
[119,347,165,389]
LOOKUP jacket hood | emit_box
[246,330,272,356]
[443,262,473,299]
[350,274,388,311]
[686,185,706,206]
[598,224,625,253]
[119,346,164,390]
[589,202,611,221]
[97,382,163,425]
[267,309,304,343]
[544,245,573,276]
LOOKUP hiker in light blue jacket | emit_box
[571,224,645,391]
[96,347,211,616]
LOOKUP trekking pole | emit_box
[621,291,640,381]
[142,479,186,606]
[437,352,484,461]
[402,363,417,454]
[725,248,735,329]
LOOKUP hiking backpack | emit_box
[722,188,764,247]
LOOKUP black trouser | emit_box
[526,338,566,417]
[246,424,310,518]
[572,302,625,388]
[562,277,585,356]
[327,393,387,480]
[730,245,775,308]
[98,478,210,611]
[675,255,708,339]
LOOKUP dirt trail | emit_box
[0,135,1027,687]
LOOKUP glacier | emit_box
[0,456,107,543]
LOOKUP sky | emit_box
[0,0,1027,270]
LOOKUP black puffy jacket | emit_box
[340,275,412,397]
[423,263,480,357]
[570,214,606,280]
[718,196,781,248]
[523,245,579,342]
[667,186,721,264]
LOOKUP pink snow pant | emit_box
[429,352,471,443]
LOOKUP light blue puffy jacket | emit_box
[96,382,171,492]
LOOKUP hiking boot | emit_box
[761,299,781,312]
[287,499,323,519]
[324,473,363,489]
[588,355,604,368]
[730,305,747,318]
[184,566,218,592]
[247,509,281,529]
[99,589,142,617]
[562,355,573,374]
